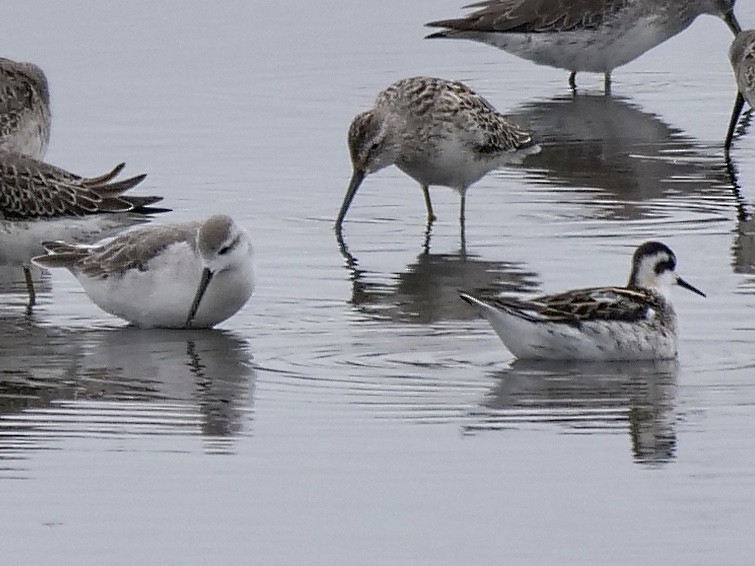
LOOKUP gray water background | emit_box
[2,1,755,564]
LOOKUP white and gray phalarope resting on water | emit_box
[460,241,705,361]
[33,214,255,329]
[0,57,51,159]
[426,0,741,92]
[336,76,539,238]
[0,152,165,310]
[725,29,755,151]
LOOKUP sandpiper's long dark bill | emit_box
[725,29,755,150]
[426,0,741,91]
[336,76,539,233]
[459,241,704,361]
[336,168,366,227]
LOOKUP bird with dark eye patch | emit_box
[460,241,705,361]
[425,0,741,93]
[336,76,540,244]
[32,214,254,329]
[0,151,167,311]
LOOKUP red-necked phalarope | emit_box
[0,57,50,159]
[426,0,741,92]
[336,76,539,236]
[725,29,755,151]
[0,152,165,310]
[460,241,705,361]
[33,215,255,329]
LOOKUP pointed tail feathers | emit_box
[121,195,171,215]
[31,240,89,269]
[459,291,541,323]
[80,162,126,187]
[93,173,148,197]
[459,291,490,314]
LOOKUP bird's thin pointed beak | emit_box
[725,9,741,34]
[186,268,214,328]
[335,169,366,228]
[676,275,706,298]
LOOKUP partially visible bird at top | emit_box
[426,0,742,93]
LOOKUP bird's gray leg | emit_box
[24,267,36,313]
[604,72,612,95]
[459,191,467,251]
[568,71,577,90]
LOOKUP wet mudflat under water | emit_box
[2,1,755,564]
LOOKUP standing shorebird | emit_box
[460,241,705,361]
[336,76,539,239]
[426,0,741,92]
[33,215,255,329]
[0,152,165,310]
[725,30,755,151]
[0,57,51,159]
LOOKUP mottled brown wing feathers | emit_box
[388,77,534,154]
[427,0,627,35]
[32,241,89,269]
[444,82,534,153]
[0,153,152,219]
[491,286,655,325]
[81,226,191,278]
[78,225,194,279]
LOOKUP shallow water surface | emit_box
[2,1,755,564]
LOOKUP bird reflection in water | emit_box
[337,229,540,324]
[509,93,733,221]
[725,105,753,153]
[725,155,755,279]
[0,325,256,468]
[465,359,679,466]
[82,328,256,453]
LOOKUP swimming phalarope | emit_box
[426,0,741,92]
[0,152,165,309]
[336,76,539,237]
[460,241,705,361]
[33,214,254,329]
[725,29,755,151]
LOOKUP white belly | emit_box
[482,306,678,361]
[464,14,693,73]
[397,135,534,191]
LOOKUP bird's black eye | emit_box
[218,235,241,256]
[369,141,380,152]
[654,258,674,274]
